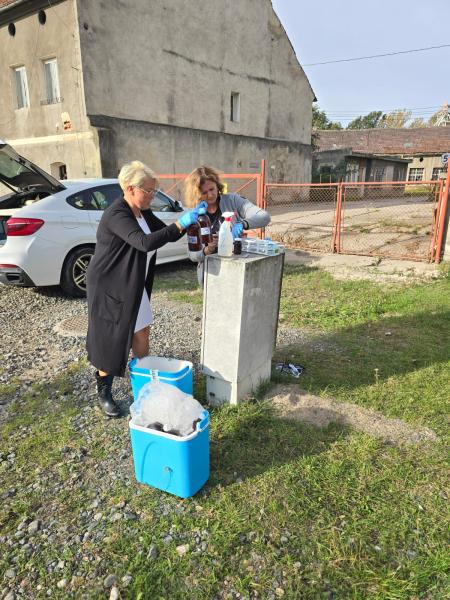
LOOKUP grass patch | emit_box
[153,261,202,304]
[1,263,449,598]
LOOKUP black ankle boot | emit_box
[95,371,120,417]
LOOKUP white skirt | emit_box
[134,288,154,332]
[134,216,155,333]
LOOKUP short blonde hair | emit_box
[184,165,225,208]
[118,160,158,191]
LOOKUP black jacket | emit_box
[86,196,184,376]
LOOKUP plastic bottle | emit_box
[197,207,213,244]
[186,220,202,252]
[218,212,233,257]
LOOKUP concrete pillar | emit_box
[201,253,284,405]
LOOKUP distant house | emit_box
[315,128,450,182]
[0,0,315,183]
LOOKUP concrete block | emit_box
[201,253,284,405]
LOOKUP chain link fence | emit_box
[264,180,444,261]
[264,183,338,252]
[338,181,442,260]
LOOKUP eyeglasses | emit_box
[135,186,156,197]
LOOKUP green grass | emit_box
[1,263,449,598]
[152,261,203,304]
[277,265,450,438]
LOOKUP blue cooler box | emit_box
[129,411,210,498]
[129,356,193,401]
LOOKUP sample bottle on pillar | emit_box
[218,212,234,257]
[197,208,212,244]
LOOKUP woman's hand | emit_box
[177,209,200,230]
[231,222,244,239]
[204,234,218,256]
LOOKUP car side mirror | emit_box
[174,200,184,212]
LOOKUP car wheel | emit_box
[60,246,94,297]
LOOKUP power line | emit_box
[323,106,441,114]
[303,44,450,66]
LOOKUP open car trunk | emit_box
[0,140,66,242]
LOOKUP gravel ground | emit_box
[0,269,307,422]
[0,268,309,600]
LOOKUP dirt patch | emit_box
[266,384,437,446]
[283,249,442,283]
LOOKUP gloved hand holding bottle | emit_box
[231,221,244,239]
[177,201,208,230]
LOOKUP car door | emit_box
[149,190,186,259]
[85,185,187,260]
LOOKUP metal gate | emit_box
[264,169,449,262]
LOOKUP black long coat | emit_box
[86,196,184,376]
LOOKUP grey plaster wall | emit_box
[0,0,100,177]
[76,0,314,155]
[89,114,312,187]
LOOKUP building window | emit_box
[43,58,61,104]
[231,92,240,122]
[408,168,424,182]
[345,161,359,182]
[431,167,446,180]
[50,162,67,180]
[14,66,30,109]
[372,167,385,182]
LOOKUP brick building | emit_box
[316,127,450,182]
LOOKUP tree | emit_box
[346,111,384,130]
[312,104,342,130]
[378,109,412,128]
[409,117,426,128]
[428,103,450,126]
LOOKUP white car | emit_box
[0,141,189,297]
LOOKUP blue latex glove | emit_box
[177,209,200,229]
[195,201,208,211]
[231,222,244,239]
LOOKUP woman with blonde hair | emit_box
[184,165,271,284]
[86,160,205,417]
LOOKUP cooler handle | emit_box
[197,411,209,432]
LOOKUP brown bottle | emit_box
[187,221,202,251]
[197,208,213,244]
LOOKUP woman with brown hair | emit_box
[184,166,271,284]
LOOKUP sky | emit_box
[271,0,450,126]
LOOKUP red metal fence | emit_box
[264,173,449,262]
[158,172,263,209]
[157,160,449,262]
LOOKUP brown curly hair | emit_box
[184,166,225,208]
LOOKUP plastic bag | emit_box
[130,380,205,437]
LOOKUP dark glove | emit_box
[231,222,244,239]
